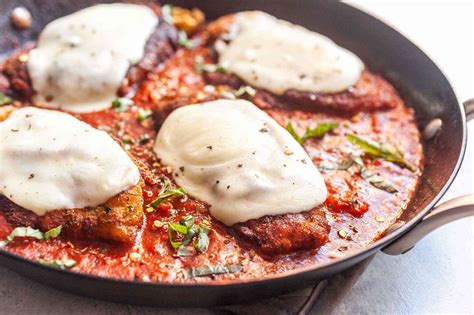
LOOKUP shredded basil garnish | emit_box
[194,57,229,74]
[137,108,152,123]
[193,225,210,253]
[183,264,242,278]
[112,97,133,112]
[286,122,338,144]
[0,225,62,247]
[43,225,62,240]
[0,93,12,106]
[346,134,417,172]
[329,155,398,193]
[167,214,210,255]
[38,258,76,269]
[162,4,173,24]
[150,181,186,208]
[178,31,200,48]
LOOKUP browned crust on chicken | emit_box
[0,183,143,245]
[202,14,400,113]
[232,209,330,256]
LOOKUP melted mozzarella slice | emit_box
[27,3,158,113]
[216,11,363,95]
[154,100,327,225]
[0,107,140,215]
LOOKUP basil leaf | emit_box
[286,122,338,144]
[168,223,188,235]
[38,258,76,269]
[150,182,186,207]
[367,176,398,193]
[0,226,44,247]
[137,108,152,123]
[347,134,417,172]
[176,247,194,257]
[301,122,339,143]
[112,98,133,112]
[286,122,302,144]
[194,57,229,74]
[178,31,199,48]
[183,264,242,278]
[168,228,183,249]
[161,4,173,24]
[193,226,210,253]
[43,225,62,240]
[180,215,195,229]
[0,93,12,106]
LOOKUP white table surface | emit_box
[0,1,473,314]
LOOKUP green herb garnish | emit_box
[162,4,173,24]
[150,181,186,208]
[286,122,339,144]
[193,225,210,253]
[112,97,133,112]
[194,57,229,74]
[167,215,210,254]
[346,134,417,172]
[137,108,152,123]
[0,225,62,247]
[38,258,76,269]
[178,31,199,48]
[183,264,242,278]
[0,93,12,106]
[43,225,62,240]
[330,155,398,193]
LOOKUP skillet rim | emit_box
[0,1,468,289]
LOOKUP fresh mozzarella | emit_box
[216,11,363,95]
[27,3,158,113]
[154,100,327,225]
[0,107,140,215]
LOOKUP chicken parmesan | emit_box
[0,3,423,283]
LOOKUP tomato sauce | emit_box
[0,38,423,284]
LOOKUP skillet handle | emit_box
[382,194,474,255]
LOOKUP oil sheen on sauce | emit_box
[216,11,364,95]
[27,3,158,113]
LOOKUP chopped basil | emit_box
[331,155,398,193]
[346,134,417,172]
[178,31,200,48]
[162,4,173,24]
[194,57,229,74]
[43,225,62,240]
[150,181,186,208]
[193,225,210,253]
[367,175,398,193]
[176,247,194,257]
[168,222,188,235]
[112,97,133,112]
[137,108,152,123]
[234,85,256,98]
[286,122,338,144]
[0,225,61,247]
[38,258,76,269]
[183,264,242,278]
[166,214,210,255]
[0,93,12,106]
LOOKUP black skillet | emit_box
[0,0,473,307]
